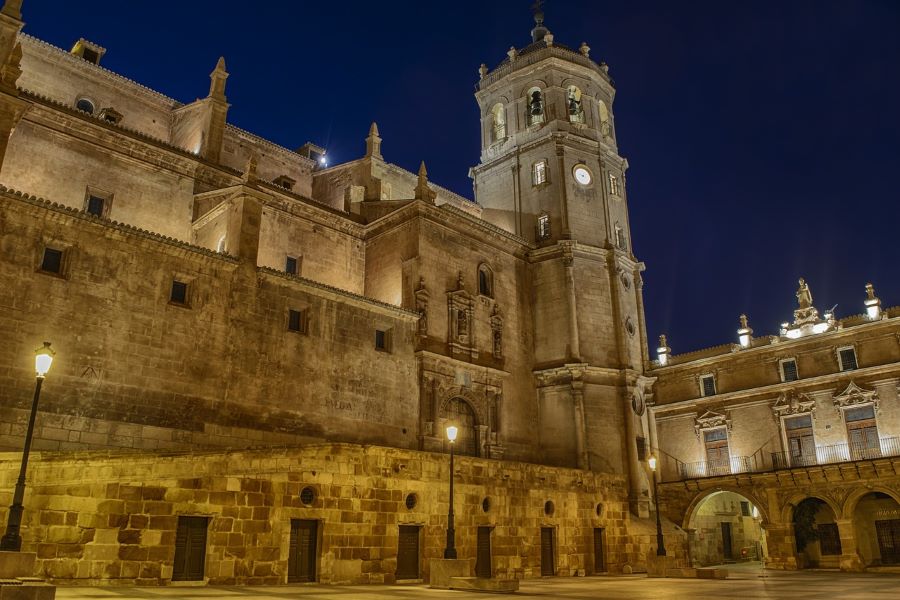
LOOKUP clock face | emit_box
[573,165,592,185]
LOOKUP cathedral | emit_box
[0,0,898,588]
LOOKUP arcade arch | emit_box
[685,490,767,566]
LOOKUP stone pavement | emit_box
[51,567,900,600]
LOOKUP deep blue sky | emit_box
[28,1,900,353]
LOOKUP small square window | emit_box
[170,280,188,305]
[780,358,799,382]
[81,47,99,64]
[288,309,308,334]
[838,347,858,372]
[87,195,105,217]
[375,329,391,352]
[740,501,751,517]
[40,247,63,274]
[285,255,300,276]
[700,374,717,397]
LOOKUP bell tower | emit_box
[472,7,656,518]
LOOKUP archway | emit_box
[851,491,900,567]
[444,397,478,457]
[792,497,841,569]
[686,490,767,566]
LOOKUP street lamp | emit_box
[648,455,666,556]
[1,342,55,552]
[443,424,458,559]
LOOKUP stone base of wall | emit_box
[0,444,683,586]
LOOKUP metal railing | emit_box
[678,456,753,480]
[771,436,900,470]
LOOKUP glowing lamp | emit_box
[446,425,458,443]
[648,455,658,471]
[34,342,55,378]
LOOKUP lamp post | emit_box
[1,342,55,552]
[443,424,458,559]
[648,455,666,556]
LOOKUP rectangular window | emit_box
[780,358,799,382]
[818,523,842,556]
[170,280,189,305]
[532,160,547,186]
[375,329,391,352]
[700,374,717,397]
[288,309,308,334]
[785,414,815,467]
[845,404,879,460]
[635,436,647,461]
[285,256,299,275]
[40,247,63,274]
[87,195,105,217]
[838,347,858,371]
[608,173,620,195]
[537,214,551,240]
[740,501,751,517]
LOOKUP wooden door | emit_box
[593,528,606,573]
[476,526,492,578]
[785,415,816,466]
[172,516,208,581]
[288,520,318,583]
[875,519,900,565]
[396,525,420,580]
[721,522,733,561]
[540,527,555,576]
[704,428,730,475]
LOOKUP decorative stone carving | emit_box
[772,391,817,419]
[833,380,879,413]
[490,304,503,359]
[447,272,476,360]
[414,277,429,338]
[694,409,731,439]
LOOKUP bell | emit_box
[568,96,580,115]
[529,91,543,116]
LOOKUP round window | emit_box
[482,497,491,513]
[544,500,555,516]
[405,493,418,510]
[625,317,636,337]
[299,486,316,506]
[573,165,592,186]
[75,97,95,115]
[595,502,604,517]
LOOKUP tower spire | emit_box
[530,0,550,43]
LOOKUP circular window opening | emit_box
[75,98,95,115]
[405,493,418,510]
[299,486,316,506]
[625,317,636,337]
[544,500,555,516]
[482,497,491,513]
[595,502,604,517]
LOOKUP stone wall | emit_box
[0,444,679,585]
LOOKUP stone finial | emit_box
[739,314,749,329]
[737,314,753,348]
[544,33,554,46]
[1,0,22,20]
[365,121,382,160]
[866,282,876,300]
[507,46,518,61]
[242,154,258,183]
[479,63,488,79]
[414,161,436,204]
[579,42,591,58]
[457,271,465,290]
[658,334,667,348]
[600,61,610,73]
[657,334,671,366]
[208,56,228,100]
[864,282,882,320]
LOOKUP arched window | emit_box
[614,224,627,250]
[445,398,478,456]
[75,97,95,115]
[598,100,611,136]
[490,103,506,142]
[526,87,544,126]
[567,86,584,124]
[478,263,493,297]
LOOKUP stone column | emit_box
[762,523,797,570]
[836,518,863,572]
[571,380,588,470]
[623,392,646,517]
[562,246,581,361]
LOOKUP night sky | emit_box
[28,1,900,354]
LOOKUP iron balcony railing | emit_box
[664,436,900,482]
[771,436,900,470]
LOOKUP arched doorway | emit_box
[792,498,841,569]
[444,398,478,457]
[686,491,767,566]
[852,491,900,567]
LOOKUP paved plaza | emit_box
[52,567,900,600]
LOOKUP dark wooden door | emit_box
[875,519,900,565]
[396,525,420,580]
[721,522,733,560]
[476,526,492,578]
[540,527,555,576]
[288,520,318,582]
[593,528,606,573]
[173,516,208,581]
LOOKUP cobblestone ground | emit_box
[53,567,900,600]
